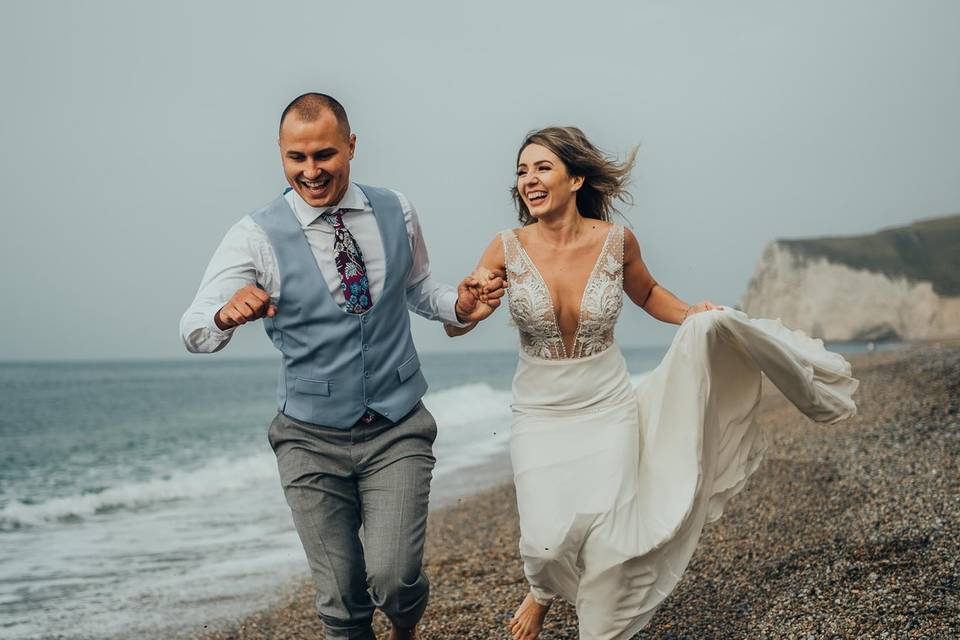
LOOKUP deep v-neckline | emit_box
[511,226,615,359]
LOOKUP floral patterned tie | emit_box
[320,209,372,314]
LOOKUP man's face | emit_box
[279,110,356,208]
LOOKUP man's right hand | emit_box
[214,284,277,330]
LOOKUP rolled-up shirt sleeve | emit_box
[179,218,265,353]
[398,195,469,327]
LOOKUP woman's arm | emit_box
[622,228,721,324]
[445,235,508,338]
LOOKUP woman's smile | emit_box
[526,189,548,206]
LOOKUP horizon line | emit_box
[0,343,680,366]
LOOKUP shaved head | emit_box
[279,93,351,140]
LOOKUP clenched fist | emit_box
[215,284,277,330]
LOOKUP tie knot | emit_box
[321,209,344,228]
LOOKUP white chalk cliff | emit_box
[741,215,960,342]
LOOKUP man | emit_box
[180,93,502,640]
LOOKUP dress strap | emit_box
[612,224,625,271]
[500,229,523,329]
[501,229,524,274]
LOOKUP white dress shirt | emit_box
[180,183,463,353]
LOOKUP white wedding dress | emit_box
[502,225,859,639]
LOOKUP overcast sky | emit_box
[2,0,959,361]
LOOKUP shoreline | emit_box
[193,341,959,639]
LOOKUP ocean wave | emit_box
[0,453,278,531]
[1,382,516,531]
[424,383,513,428]
[427,383,513,477]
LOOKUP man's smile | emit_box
[299,175,332,198]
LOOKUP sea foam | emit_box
[426,382,513,427]
[0,453,278,530]
[0,382,516,531]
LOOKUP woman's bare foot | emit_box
[509,592,550,640]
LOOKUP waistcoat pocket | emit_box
[397,353,421,383]
[294,378,330,396]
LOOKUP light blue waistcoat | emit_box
[251,184,427,429]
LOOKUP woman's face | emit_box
[516,144,582,219]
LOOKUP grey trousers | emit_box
[267,403,437,640]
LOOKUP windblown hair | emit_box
[512,126,637,226]
[279,93,351,139]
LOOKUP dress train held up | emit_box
[503,226,858,639]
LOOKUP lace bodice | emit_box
[502,225,624,360]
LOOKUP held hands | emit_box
[455,268,507,324]
[215,284,277,330]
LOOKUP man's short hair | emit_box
[279,93,351,139]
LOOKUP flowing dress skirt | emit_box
[509,309,859,640]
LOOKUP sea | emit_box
[0,347,673,640]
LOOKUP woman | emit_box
[446,127,858,639]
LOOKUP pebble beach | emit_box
[195,341,959,639]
